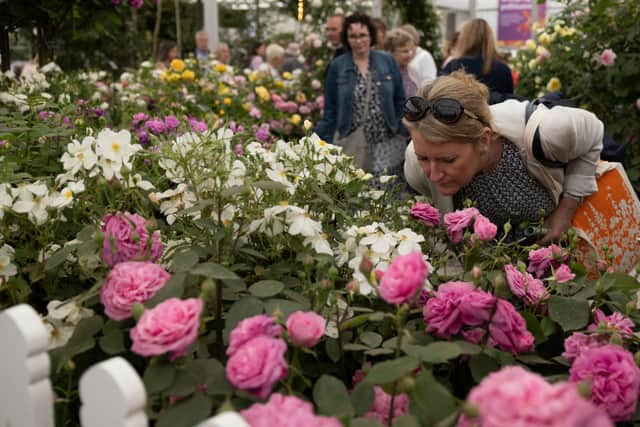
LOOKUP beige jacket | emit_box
[404,100,605,213]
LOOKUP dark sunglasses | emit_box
[403,96,481,124]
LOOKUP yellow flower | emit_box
[242,102,252,111]
[223,97,232,105]
[546,77,562,92]
[218,83,230,95]
[538,32,551,46]
[295,92,307,103]
[528,59,537,70]
[214,63,227,73]
[248,71,258,82]
[534,76,542,84]
[181,70,195,82]
[525,39,537,50]
[170,59,185,72]
[167,73,181,83]
[219,109,225,116]
[303,120,313,130]
[282,71,293,80]
[290,114,302,125]
[159,70,169,82]
[315,59,323,67]
[274,80,285,89]
[255,86,270,102]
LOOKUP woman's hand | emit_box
[539,196,580,245]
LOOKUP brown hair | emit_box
[454,19,499,75]
[403,71,493,144]
[383,29,415,53]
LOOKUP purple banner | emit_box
[498,0,546,45]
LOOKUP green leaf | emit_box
[395,415,421,427]
[68,315,104,344]
[469,353,500,383]
[540,317,558,337]
[77,224,98,241]
[143,361,177,394]
[350,380,375,416]
[325,338,341,363]
[352,419,385,427]
[98,329,125,355]
[365,357,420,385]
[252,180,289,192]
[360,331,383,348]
[410,370,456,423]
[44,244,77,270]
[607,273,640,293]
[520,311,547,344]
[224,297,265,335]
[516,354,555,365]
[313,375,354,418]
[248,280,285,298]
[198,358,232,396]
[146,273,186,308]
[264,298,310,319]
[405,342,464,364]
[170,249,200,273]
[155,393,211,427]
[190,263,241,281]
[548,296,590,331]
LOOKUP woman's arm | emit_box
[313,62,339,143]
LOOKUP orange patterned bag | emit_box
[572,162,640,274]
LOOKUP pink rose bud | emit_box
[555,264,575,283]
[102,212,163,266]
[379,252,427,305]
[100,261,170,320]
[130,298,202,360]
[286,311,326,347]
[599,48,616,67]
[410,201,440,227]
[359,256,374,275]
[444,208,479,244]
[473,214,498,241]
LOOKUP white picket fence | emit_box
[0,304,250,427]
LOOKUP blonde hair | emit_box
[400,24,421,45]
[383,29,415,53]
[454,19,499,75]
[403,71,493,144]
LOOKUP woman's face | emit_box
[167,47,178,62]
[410,129,488,196]
[347,23,371,56]
[393,43,415,68]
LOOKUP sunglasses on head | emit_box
[403,96,481,124]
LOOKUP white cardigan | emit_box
[404,100,604,213]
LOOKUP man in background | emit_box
[325,13,345,58]
[194,31,210,61]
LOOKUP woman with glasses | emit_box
[403,71,603,244]
[314,13,407,178]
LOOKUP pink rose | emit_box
[599,48,616,67]
[361,386,409,425]
[379,252,428,305]
[444,207,478,243]
[562,332,607,362]
[423,281,495,339]
[226,336,288,399]
[570,345,640,421]
[102,212,163,266]
[100,261,170,320]
[410,202,440,227]
[227,314,283,356]
[555,264,575,283]
[241,393,342,427]
[488,299,535,354]
[286,311,326,348]
[527,244,565,278]
[588,309,634,336]
[458,366,613,427]
[473,214,497,241]
[130,297,202,359]
[504,264,547,305]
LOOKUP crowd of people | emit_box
[152,12,606,245]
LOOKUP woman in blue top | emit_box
[315,13,406,177]
[441,19,514,98]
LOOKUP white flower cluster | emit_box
[337,222,431,296]
[42,299,94,349]
[0,243,17,280]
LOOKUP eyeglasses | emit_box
[403,96,481,124]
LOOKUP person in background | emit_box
[259,43,285,78]
[371,17,387,51]
[384,28,419,98]
[401,24,437,85]
[315,13,406,178]
[156,40,179,70]
[214,43,231,65]
[403,71,603,244]
[250,42,266,70]
[194,31,210,61]
[441,18,513,98]
[441,31,459,68]
[283,42,304,73]
[325,13,346,58]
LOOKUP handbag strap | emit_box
[363,72,372,122]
